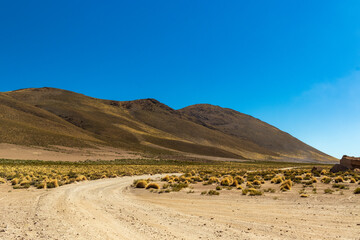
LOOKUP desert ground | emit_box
[0,143,142,161]
[0,174,359,240]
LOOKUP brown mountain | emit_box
[0,87,336,163]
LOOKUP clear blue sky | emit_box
[1,1,360,158]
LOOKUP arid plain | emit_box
[0,88,359,240]
[0,172,359,240]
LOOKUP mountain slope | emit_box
[0,87,336,162]
[179,104,332,162]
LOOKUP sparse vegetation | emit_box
[242,188,262,196]
[324,188,334,194]
[4,158,356,201]
[332,184,349,190]
[207,190,220,195]
[334,176,344,183]
[280,179,293,191]
[135,180,148,188]
[145,182,160,189]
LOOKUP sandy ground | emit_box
[0,143,142,161]
[0,175,359,240]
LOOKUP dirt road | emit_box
[0,175,359,240]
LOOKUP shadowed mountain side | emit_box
[179,104,335,162]
[0,87,337,162]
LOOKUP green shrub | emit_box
[207,190,220,195]
[242,188,262,196]
[170,182,188,192]
[332,184,349,190]
[263,188,275,193]
[324,188,334,194]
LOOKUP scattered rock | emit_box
[330,164,349,173]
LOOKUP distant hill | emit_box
[0,87,337,163]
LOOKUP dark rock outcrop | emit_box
[330,164,349,173]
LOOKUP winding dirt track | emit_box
[0,175,359,240]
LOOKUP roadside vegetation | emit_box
[1,159,359,196]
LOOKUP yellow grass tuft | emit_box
[146,182,160,189]
[280,179,293,191]
[234,176,245,184]
[252,180,262,186]
[208,176,219,184]
[220,177,233,186]
[11,178,19,185]
[47,179,59,188]
[37,181,47,189]
[161,175,170,181]
[334,176,344,183]
[271,176,285,184]
[320,169,327,175]
[311,177,318,183]
[242,188,262,196]
[321,176,331,184]
[135,180,148,188]
[76,175,87,181]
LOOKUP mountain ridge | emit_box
[0,87,337,163]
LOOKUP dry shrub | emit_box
[321,176,331,184]
[246,181,254,188]
[20,179,31,186]
[324,188,334,194]
[242,188,262,196]
[207,190,220,195]
[146,182,160,189]
[311,177,318,183]
[11,178,19,185]
[295,176,303,181]
[271,176,284,184]
[161,175,170,181]
[350,178,356,183]
[37,181,47,189]
[47,179,59,188]
[0,177,6,184]
[334,176,344,183]
[192,176,203,182]
[320,169,327,175]
[135,180,148,188]
[76,175,87,181]
[221,177,233,186]
[208,177,219,184]
[280,179,293,191]
[231,180,239,187]
[234,176,245,184]
[252,180,262,186]
[305,173,312,178]
[300,194,309,198]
